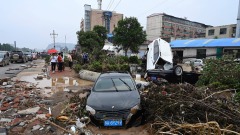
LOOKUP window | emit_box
[220,28,227,35]
[208,29,215,36]
[197,49,206,59]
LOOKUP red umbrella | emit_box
[47,48,58,54]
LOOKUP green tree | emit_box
[113,17,146,56]
[0,43,14,51]
[93,25,107,47]
[76,30,101,53]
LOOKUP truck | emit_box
[143,38,201,84]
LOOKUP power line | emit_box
[137,0,169,17]
[108,0,115,10]
[106,0,113,10]
[112,0,122,11]
[50,30,58,49]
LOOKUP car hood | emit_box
[0,58,3,61]
[87,90,140,110]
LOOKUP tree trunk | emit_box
[124,49,128,56]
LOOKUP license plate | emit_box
[151,76,157,80]
[104,119,122,126]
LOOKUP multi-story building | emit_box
[82,4,123,34]
[205,24,236,39]
[146,13,210,42]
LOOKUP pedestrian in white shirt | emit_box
[50,53,57,73]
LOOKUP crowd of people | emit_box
[50,52,73,73]
[49,52,89,74]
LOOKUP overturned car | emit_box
[144,38,201,84]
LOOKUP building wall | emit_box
[91,10,104,29]
[181,48,216,62]
[146,13,209,42]
[206,24,236,39]
[146,14,162,41]
[84,6,123,34]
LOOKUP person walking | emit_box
[68,53,73,71]
[61,52,65,71]
[57,53,63,72]
[50,53,57,73]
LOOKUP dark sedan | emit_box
[86,72,143,127]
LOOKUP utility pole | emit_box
[65,35,66,53]
[50,30,58,49]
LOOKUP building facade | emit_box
[170,38,240,63]
[82,4,123,34]
[146,13,210,42]
[205,24,236,39]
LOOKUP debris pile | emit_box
[141,83,240,134]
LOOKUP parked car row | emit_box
[0,51,10,66]
[0,51,38,67]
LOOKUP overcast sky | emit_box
[0,0,239,50]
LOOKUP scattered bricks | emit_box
[0,107,8,111]
[13,103,19,108]
[45,113,52,118]
[13,97,20,103]
[23,94,30,98]
[3,102,10,107]
[27,119,41,127]
[37,110,43,114]
[0,89,4,93]
[0,95,5,100]
[11,126,23,133]
[10,118,22,126]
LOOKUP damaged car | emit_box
[86,72,143,128]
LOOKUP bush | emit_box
[120,64,130,72]
[90,61,102,72]
[196,57,240,91]
[73,64,82,73]
[45,55,51,65]
[129,56,139,64]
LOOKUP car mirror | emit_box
[136,83,142,89]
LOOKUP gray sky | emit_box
[0,0,238,50]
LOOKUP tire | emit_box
[173,65,183,76]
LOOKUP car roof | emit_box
[99,72,131,78]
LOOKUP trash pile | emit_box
[141,83,240,135]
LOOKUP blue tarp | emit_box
[170,38,240,48]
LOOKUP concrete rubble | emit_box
[0,61,94,135]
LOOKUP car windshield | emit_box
[94,77,135,92]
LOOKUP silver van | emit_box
[0,51,10,66]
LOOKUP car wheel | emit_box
[173,65,183,76]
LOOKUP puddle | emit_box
[18,74,94,97]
